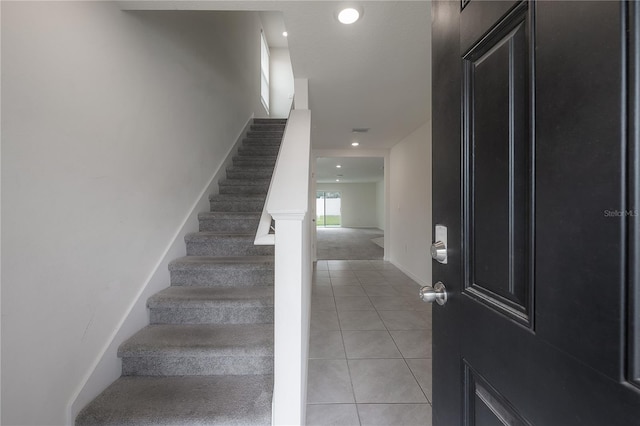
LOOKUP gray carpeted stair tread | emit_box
[75,375,273,426]
[246,131,284,139]
[119,323,274,357]
[198,212,261,232]
[250,124,285,131]
[218,185,269,196]
[219,178,271,186]
[238,145,281,154]
[148,286,273,308]
[209,194,266,202]
[232,157,277,168]
[233,155,277,160]
[254,118,286,124]
[198,212,262,220]
[187,231,256,237]
[226,165,275,172]
[242,138,282,146]
[170,255,274,267]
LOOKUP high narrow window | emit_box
[260,31,270,114]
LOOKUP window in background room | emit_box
[316,191,341,227]
[260,31,270,114]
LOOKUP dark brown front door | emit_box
[431,1,640,424]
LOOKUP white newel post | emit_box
[272,214,310,425]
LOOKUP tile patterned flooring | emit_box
[307,260,433,426]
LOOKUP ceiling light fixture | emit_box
[338,7,361,24]
[336,179,341,182]
[351,142,360,147]
[282,31,288,37]
[336,164,342,168]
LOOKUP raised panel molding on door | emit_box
[462,1,534,327]
[463,360,531,426]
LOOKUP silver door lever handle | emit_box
[419,281,448,306]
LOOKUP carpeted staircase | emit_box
[76,118,285,425]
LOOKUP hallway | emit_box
[307,260,433,425]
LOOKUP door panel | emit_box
[464,361,530,426]
[463,2,532,325]
[431,1,640,424]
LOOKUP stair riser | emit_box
[237,147,280,156]
[122,356,273,376]
[219,185,268,195]
[210,199,264,212]
[226,168,273,179]
[170,268,274,286]
[150,307,274,325]
[186,241,274,257]
[199,217,260,233]
[246,132,284,139]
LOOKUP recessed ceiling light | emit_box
[351,142,360,147]
[336,164,342,168]
[336,179,341,182]
[338,7,360,24]
[282,31,288,37]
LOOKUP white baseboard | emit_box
[389,260,430,287]
[67,115,254,424]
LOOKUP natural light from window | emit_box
[260,31,270,114]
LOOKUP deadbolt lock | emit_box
[431,241,447,262]
[431,224,448,264]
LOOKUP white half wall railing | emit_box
[255,78,313,425]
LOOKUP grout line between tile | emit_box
[333,273,363,426]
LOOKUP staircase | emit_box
[76,118,286,426]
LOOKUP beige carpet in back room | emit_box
[316,227,384,260]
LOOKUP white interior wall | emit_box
[1,3,266,425]
[389,121,432,285]
[269,48,294,118]
[376,179,385,231]
[316,183,378,228]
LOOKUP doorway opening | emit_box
[316,191,341,227]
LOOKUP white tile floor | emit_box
[307,260,433,426]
